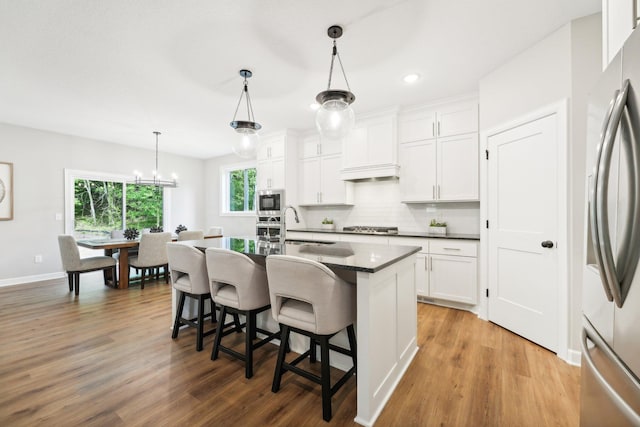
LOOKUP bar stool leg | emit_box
[310,337,317,363]
[172,291,186,339]
[245,311,255,379]
[272,325,290,393]
[320,335,332,422]
[347,324,357,373]
[67,273,74,292]
[196,294,205,351]
[211,306,227,361]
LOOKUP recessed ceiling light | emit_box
[403,73,420,84]
[310,102,320,111]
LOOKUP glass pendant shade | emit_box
[315,98,355,139]
[315,25,355,140]
[232,127,260,159]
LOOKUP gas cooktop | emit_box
[342,226,399,235]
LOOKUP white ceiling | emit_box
[0,0,601,159]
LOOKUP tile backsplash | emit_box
[294,179,480,235]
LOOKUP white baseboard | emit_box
[0,272,66,288]
[566,348,582,366]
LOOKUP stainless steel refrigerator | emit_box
[582,25,640,426]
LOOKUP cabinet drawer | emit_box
[429,240,477,257]
[388,236,428,253]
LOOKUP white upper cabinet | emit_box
[602,0,639,68]
[298,133,354,206]
[256,131,298,199]
[399,99,479,202]
[341,110,399,180]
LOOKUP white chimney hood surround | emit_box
[340,109,399,181]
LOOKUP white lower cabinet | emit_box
[428,254,477,304]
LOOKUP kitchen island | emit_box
[183,237,420,427]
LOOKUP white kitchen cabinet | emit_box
[398,100,478,143]
[341,110,399,180]
[399,100,479,202]
[298,135,353,206]
[429,255,478,304]
[257,132,298,192]
[602,0,639,69]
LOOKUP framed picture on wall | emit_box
[0,162,13,220]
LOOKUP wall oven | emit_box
[257,189,284,216]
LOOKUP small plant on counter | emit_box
[321,218,335,230]
[429,219,447,227]
[322,218,334,224]
[429,219,447,235]
[175,224,187,234]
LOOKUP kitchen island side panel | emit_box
[354,254,418,426]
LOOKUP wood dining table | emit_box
[77,234,222,289]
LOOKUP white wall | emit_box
[204,153,257,237]
[0,122,206,284]
[478,13,602,356]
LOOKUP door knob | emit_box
[541,240,554,248]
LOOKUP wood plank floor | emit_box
[0,273,580,426]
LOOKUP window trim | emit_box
[219,161,257,217]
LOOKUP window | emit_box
[221,162,256,215]
[66,170,165,239]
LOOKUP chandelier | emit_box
[132,131,177,188]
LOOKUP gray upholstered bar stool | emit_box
[265,255,357,422]
[205,247,280,379]
[167,243,217,351]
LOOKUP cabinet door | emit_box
[301,134,321,159]
[256,160,272,189]
[415,252,429,297]
[399,140,437,202]
[398,111,436,143]
[429,254,477,304]
[299,157,321,205]
[437,134,478,201]
[437,102,478,137]
[270,157,286,189]
[320,154,346,204]
[342,126,368,169]
[320,137,342,156]
[367,118,395,166]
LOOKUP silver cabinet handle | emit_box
[437,121,441,136]
[432,122,435,137]
[438,185,441,199]
[443,247,461,251]
[582,318,640,425]
[432,185,435,199]
[317,144,321,155]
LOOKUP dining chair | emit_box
[177,230,204,241]
[266,254,357,422]
[110,229,138,263]
[58,235,118,295]
[128,232,171,289]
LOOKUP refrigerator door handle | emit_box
[582,320,640,426]
[590,89,619,302]
[596,81,630,307]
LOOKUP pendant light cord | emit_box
[326,40,351,92]
[232,76,255,122]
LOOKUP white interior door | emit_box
[487,113,559,352]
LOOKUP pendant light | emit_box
[315,25,356,140]
[230,69,261,158]
[132,131,177,188]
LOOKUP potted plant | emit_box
[321,218,335,230]
[428,219,447,235]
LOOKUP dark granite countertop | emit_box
[287,228,480,241]
[187,237,420,274]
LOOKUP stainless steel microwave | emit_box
[257,189,284,216]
